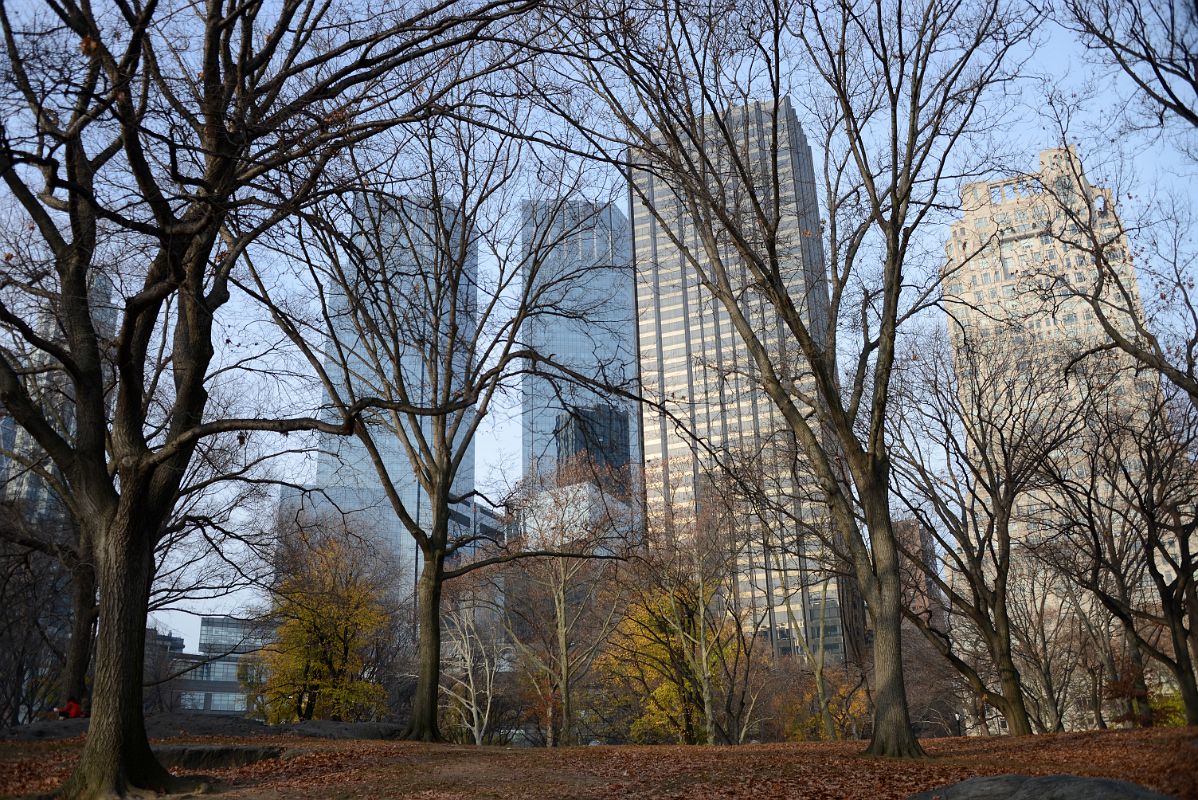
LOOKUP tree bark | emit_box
[860,487,925,758]
[60,561,97,705]
[59,521,184,799]
[404,550,444,742]
[1164,610,1198,725]
[866,592,923,756]
[993,636,1034,736]
[1089,666,1107,730]
[555,580,572,747]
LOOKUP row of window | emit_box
[177,691,247,712]
[183,660,240,683]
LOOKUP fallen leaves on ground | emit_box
[1,727,1194,799]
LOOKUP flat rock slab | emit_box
[154,744,288,770]
[908,774,1173,800]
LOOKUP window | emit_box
[195,661,240,682]
[209,692,247,712]
[178,692,206,710]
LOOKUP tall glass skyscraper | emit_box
[630,98,864,662]
[282,195,483,591]
[520,201,640,487]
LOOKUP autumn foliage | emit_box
[251,526,390,723]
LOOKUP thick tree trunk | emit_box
[1165,612,1198,726]
[866,594,924,756]
[860,487,925,758]
[59,524,185,799]
[990,533,1034,736]
[1171,660,1198,726]
[60,562,97,705]
[404,551,444,742]
[993,647,1034,736]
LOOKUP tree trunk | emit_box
[990,518,1034,737]
[972,696,991,736]
[697,622,715,746]
[60,562,97,705]
[60,523,181,799]
[1165,610,1198,725]
[993,647,1034,736]
[866,594,924,756]
[860,487,925,758]
[1089,666,1107,730]
[813,659,836,740]
[556,581,572,747]
[1177,672,1198,726]
[404,550,444,742]
[1118,624,1153,727]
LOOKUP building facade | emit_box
[289,195,480,595]
[149,617,267,715]
[520,200,640,487]
[942,147,1144,371]
[629,98,862,662]
[941,146,1152,545]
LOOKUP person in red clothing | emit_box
[56,697,82,719]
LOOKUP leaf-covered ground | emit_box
[1,727,1195,799]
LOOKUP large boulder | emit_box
[909,775,1172,800]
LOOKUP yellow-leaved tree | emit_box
[254,519,391,723]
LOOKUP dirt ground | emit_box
[1,726,1195,799]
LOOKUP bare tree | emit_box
[244,101,631,740]
[0,532,70,725]
[1007,556,1082,732]
[440,578,511,745]
[526,0,1037,756]
[1041,377,1198,724]
[1058,0,1197,135]
[501,456,630,746]
[0,0,534,793]
[889,331,1089,735]
[1028,71,1198,420]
